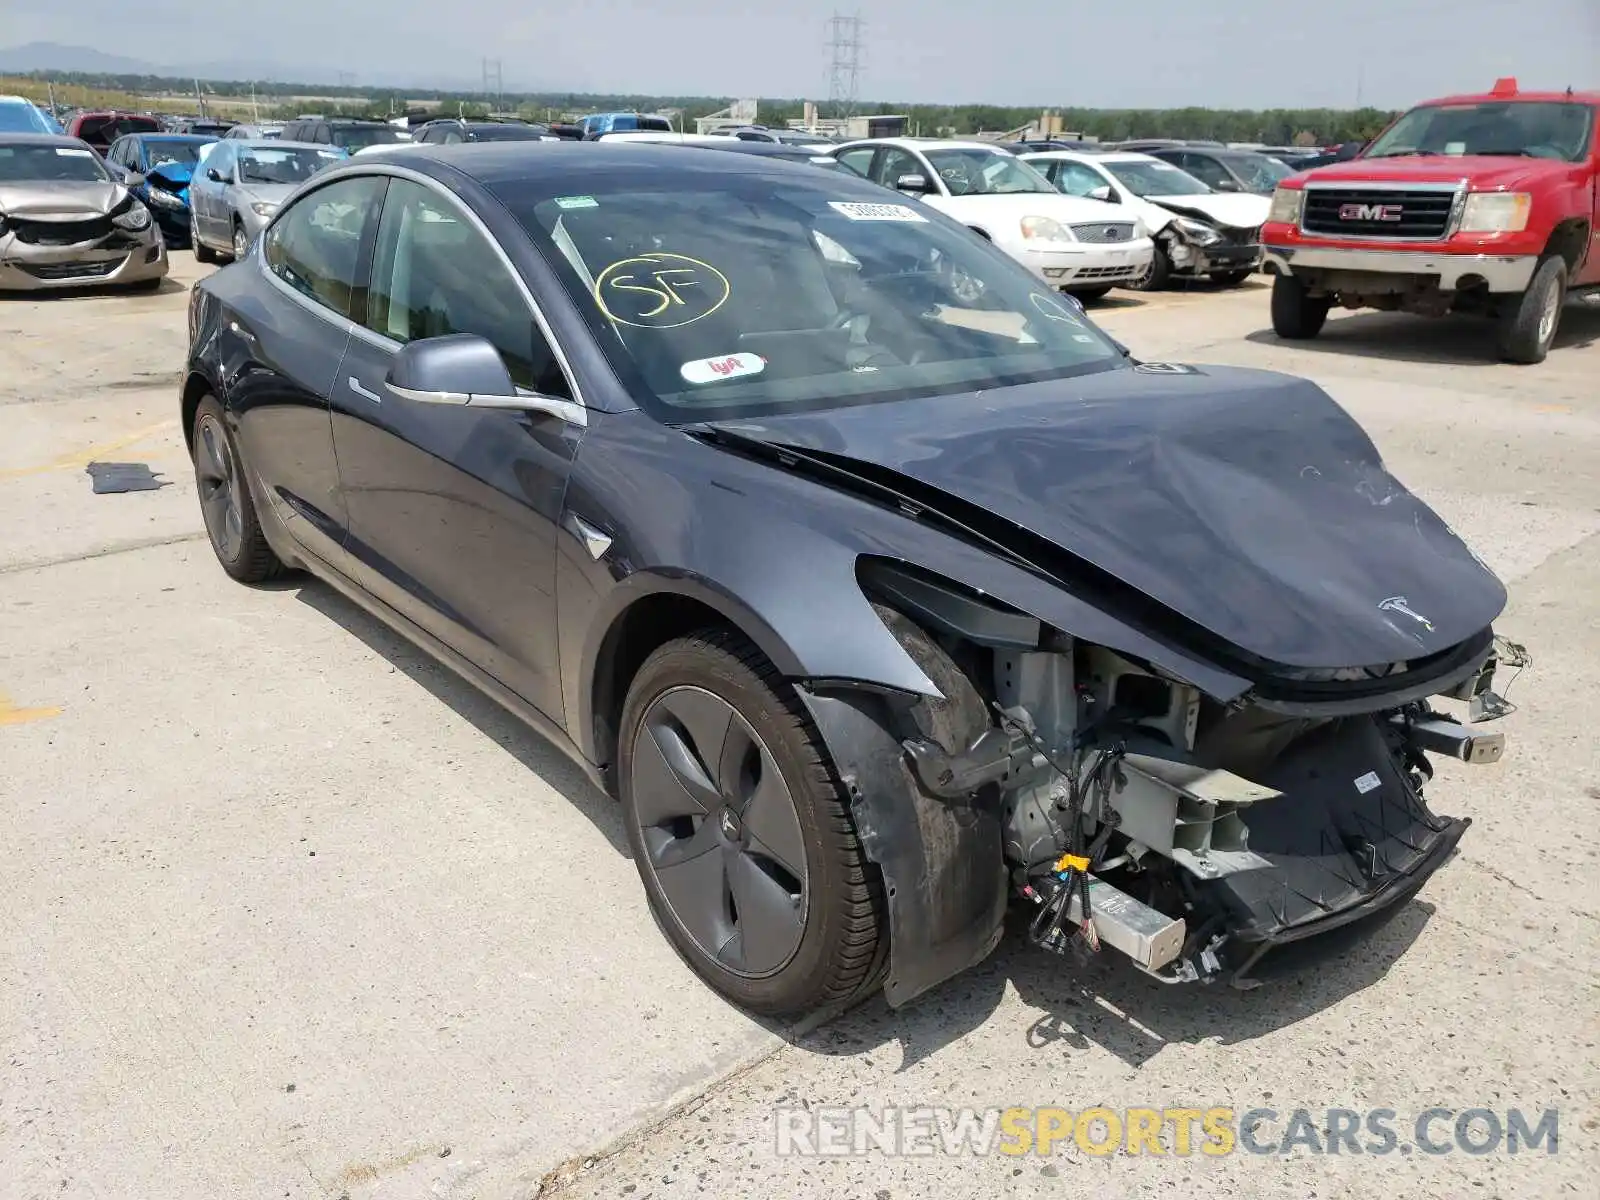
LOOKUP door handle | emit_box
[349,376,382,404]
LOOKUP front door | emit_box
[227,173,389,568]
[192,142,228,245]
[329,176,581,722]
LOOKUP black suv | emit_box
[413,118,551,145]
[278,116,410,151]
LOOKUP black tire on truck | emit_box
[1496,255,1567,365]
[1270,273,1331,339]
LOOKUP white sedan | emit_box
[831,138,1153,299]
[1020,150,1272,289]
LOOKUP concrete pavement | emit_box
[1,262,1596,1199]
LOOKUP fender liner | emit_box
[798,682,1008,1007]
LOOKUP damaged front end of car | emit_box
[801,558,1523,1005]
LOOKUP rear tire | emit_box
[618,629,884,1017]
[1211,269,1252,287]
[1271,273,1331,339]
[191,214,217,264]
[190,396,284,584]
[1496,256,1566,364]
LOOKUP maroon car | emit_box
[67,111,161,154]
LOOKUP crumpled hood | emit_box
[1296,154,1575,190]
[0,180,125,217]
[147,161,194,189]
[711,364,1506,670]
[1145,191,1271,229]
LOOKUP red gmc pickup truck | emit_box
[1262,79,1598,363]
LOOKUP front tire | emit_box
[1127,244,1171,291]
[618,630,884,1017]
[1271,272,1331,339]
[191,396,283,583]
[232,220,251,262]
[1496,256,1566,364]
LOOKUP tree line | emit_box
[11,70,1398,142]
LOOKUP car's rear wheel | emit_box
[1496,255,1566,365]
[232,221,250,262]
[191,214,217,264]
[1271,273,1331,339]
[618,629,884,1017]
[191,396,283,583]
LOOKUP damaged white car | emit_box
[1024,150,1271,289]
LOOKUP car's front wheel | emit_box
[1270,272,1331,339]
[191,396,283,583]
[232,221,250,262]
[618,630,884,1017]
[1496,256,1566,364]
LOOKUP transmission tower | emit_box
[826,11,864,121]
[482,58,504,111]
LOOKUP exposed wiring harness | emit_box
[994,701,1128,957]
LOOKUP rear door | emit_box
[227,173,388,569]
[329,176,581,721]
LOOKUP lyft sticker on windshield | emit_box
[681,352,766,385]
[828,201,928,222]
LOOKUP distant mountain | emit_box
[0,42,162,75]
[0,41,514,93]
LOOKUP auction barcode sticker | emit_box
[828,201,928,222]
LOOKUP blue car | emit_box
[104,132,219,245]
[0,95,62,134]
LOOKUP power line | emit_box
[826,11,864,121]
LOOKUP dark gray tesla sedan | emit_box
[181,143,1515,1017]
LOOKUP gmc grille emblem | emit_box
[1339,202,1404,222]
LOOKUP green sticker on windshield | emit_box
[555,195,599,210]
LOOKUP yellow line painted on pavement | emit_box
[0,418,180,481]
[0,692,62,727]
[1532,404,1572,414]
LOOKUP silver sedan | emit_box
[187,139,347,261]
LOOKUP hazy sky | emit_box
[5,0,1597,107]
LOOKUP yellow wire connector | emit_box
[1054,853,1090,874]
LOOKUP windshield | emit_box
[78,115,160,141]
[0,101,55,134]
[923,149,1055,196]
[493,173,1123,421]
[143,139,209,167]
[1365,100,1594,162]
[1220,152,1292,191]
[331,124,407,149]
[1104,158,1212,196]
[238,146,342,184]
[0,143,110,182]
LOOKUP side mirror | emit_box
[384,334,586,423]
[1213,179,1241,192]
[1087,184,1114,202]
[206,167,225,183]
[895,173,933,195]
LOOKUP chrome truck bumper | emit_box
[1264,245,1539,293]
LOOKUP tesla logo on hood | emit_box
[1378,596,1434,631]
[1339,202,1403,222]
